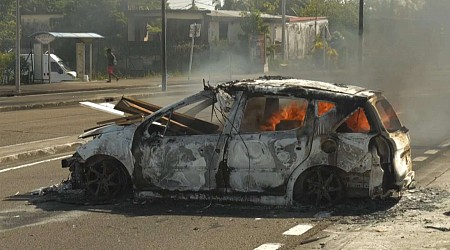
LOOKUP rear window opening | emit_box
[375,99,402,133]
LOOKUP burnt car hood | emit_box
[79,124,129,139]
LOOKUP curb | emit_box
[0,141,84,166]
[0,89,195,112]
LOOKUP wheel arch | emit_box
[286,164,346,205]
[85,154,133,190]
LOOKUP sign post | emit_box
[35,33,55,83]
[188,23,201,80]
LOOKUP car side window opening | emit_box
[317,100,336,117]
[336,107,372,133]
[240,96,308,133]
[156,94,234,136]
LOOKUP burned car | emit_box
[62,76,414,206]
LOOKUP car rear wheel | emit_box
[294,166,344,207]
[85,159,129,202]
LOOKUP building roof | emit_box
[207,10,282,20]
[288,16,328,23]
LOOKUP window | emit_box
[50,62,61,73]
[219,22,228,40]
[337,108,371,133]
[375,99,402,133]
[317,100,336,117]
[159,93,234,136]
[240,96,308,133]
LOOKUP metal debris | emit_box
[300,235,330,245]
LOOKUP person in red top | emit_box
[106,48,119,82]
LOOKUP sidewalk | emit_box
[0,76,195,97]
[0,73,262,98]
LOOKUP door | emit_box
[131,90,235,191]
[335,107,374,172]
[226,96,313,193]
[140,134,223,191]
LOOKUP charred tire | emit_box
[294,166,345,207]
[84,158,130,202]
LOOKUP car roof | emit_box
[216,76,379,102]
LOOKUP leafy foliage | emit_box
[300,0,358,31]
[240,10,269,35]
[0,0,16,52]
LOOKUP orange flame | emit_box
[318,101,335,116]
[344,108,371,133]
[260,101,307,131]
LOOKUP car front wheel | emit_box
[85,159,129,202]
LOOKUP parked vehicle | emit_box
[61,76,415,206]
[22,53,76,83]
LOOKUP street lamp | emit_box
[15,0,21,95]
[161,0,167,91]
[281,0,286,61]
[358,0,364,67]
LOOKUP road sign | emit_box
[189,23,201,38]
[35,33,56,44]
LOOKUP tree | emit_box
[240,10,269,35]
[299,0,358,31]
[220,0,308,15]
[0,0,16,52]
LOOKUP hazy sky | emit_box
[169,0,216,10]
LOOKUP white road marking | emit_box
[0,136,71,149]
[413,156,428,162]
[80,101,125,117]
[0,155,71,174]
[424,150,439,155]
[439,139,450,148]
[254,243,283,250]
[282,224,313,236]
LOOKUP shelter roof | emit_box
[31,32,104,39]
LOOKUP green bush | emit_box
[0,52,14,84]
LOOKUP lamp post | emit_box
[15,0,21,95]
[161,0,167,91]
[281,0,286,61]
[358,0,364,68]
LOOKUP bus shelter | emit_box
[30,32,104,83]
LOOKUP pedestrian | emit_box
[106,48,119,82]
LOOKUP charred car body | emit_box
[62,77,415,206]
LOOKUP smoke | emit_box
[193,50,262,83]
[281,1,450,147]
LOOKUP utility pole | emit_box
[15,0,21,95]
[358,0,364,69]
[161,0,167,91]
[281,0,286,61]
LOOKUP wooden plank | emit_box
[117,96,220,134]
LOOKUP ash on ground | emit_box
[331,187,449,224]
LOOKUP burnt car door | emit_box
[225,95,314,194]
[334,106,375,172]
[131,90,234,191]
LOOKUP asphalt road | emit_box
[0,150,449,249]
